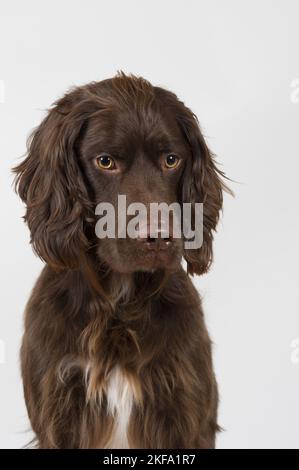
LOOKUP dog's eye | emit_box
[164,154,180,169]
[95,154,115,170]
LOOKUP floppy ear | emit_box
[177,107,231,276]
[13,91,98,270]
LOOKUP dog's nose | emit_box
[136,223,173,251]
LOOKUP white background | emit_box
[0,0,298,449]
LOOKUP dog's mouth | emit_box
[97,238,182,274]
[133,248,181,272]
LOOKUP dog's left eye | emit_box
[95,154,116,170]
[164,154,180,169]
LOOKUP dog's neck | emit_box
[80,252,167,297]
[101,269,171,307]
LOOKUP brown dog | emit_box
[14,71,229,448]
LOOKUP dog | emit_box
[13,71,229,448]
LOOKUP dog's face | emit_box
[78,106,188,273]
[14,72,228,276]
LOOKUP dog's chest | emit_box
[104,366,135,448]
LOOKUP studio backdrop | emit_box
[0,0,298,449]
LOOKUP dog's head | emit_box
[14,71,229,276]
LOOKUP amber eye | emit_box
[165,154,180,169]
[96,154,115,170]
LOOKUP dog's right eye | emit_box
[95,154,116,170]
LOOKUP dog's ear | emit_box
[13,90,99,270]
[177,106,231,276]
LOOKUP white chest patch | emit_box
[105,366,134,448]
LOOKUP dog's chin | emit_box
[132,252,182,273]
[97,248,182,274]
[112,257,181,274]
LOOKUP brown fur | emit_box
[13,71,230,449]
